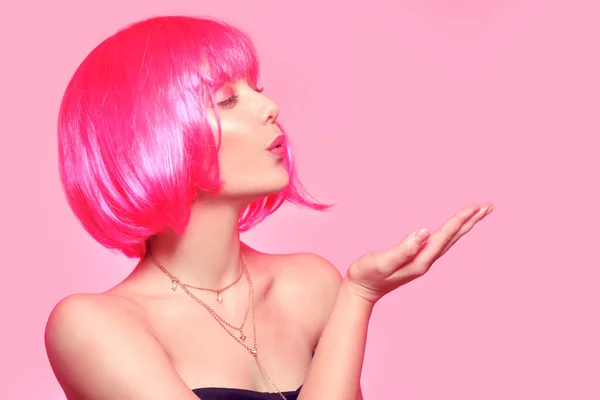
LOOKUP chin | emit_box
[254,169,290,197]
[221,169,290,201]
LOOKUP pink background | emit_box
[1,0,598,398]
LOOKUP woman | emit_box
[45,16,493,400]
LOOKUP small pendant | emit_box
[217,293,223,303]
[240,334,247,342]
[171,281,178,291]
[251,348,257,356]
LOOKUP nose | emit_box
[259,99,280,125]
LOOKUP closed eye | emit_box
[217,95,238,109]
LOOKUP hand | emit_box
[345,203,494,304]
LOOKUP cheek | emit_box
[217,129,256,172]
[211,113,248,145]
[211,114,271,175]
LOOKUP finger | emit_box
[373,228,431,276]
[439,204,494,257]
[411,204,481,270]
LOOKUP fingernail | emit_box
[414,229,430,241]
[485,206,494,215]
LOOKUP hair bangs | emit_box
[200,22,260,90]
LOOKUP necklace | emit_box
[161,255,244,304]
[148,250,289,400]
[148,252,250,341]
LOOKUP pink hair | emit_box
[58,16,329,258]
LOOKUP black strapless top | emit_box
[192,385,302,399]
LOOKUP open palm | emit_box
[346,204,494,304]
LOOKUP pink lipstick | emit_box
[267,135,285,158]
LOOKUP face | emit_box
[207,80,290,201]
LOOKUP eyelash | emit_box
[217,95,238,109]
[216,87,264,109]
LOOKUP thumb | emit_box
[375,229,430,275]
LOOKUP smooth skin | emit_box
[45,79,494,400]
[299,203,493,399]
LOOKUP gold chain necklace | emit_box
[148,253,251,340]
[148,250,289,400]
[166,255,244,304]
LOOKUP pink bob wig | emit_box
[58,16,329,259]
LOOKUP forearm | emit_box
[298,277,374,400]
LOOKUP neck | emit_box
[146,196,246,289]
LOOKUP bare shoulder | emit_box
[275,252,343,292]
[46,292,144,329]
[45,293,146,355]
[269,252,343,344]
[45,293,197,400]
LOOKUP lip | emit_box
[266,135,285,151]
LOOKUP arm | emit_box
[298,204,492,400]
[277,253,366,399]
[298,277,372,400]
[45,294,200,400]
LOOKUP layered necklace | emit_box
[147,250,289,400]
